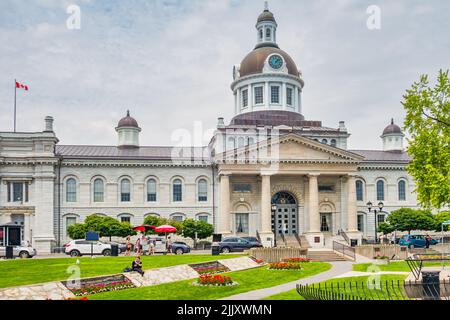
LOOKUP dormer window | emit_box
[242,89,248,108]
[271,86,280,104]
[254,86,264,105]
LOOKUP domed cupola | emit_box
[116,110,141,148]
[381,118,404,151]
[231,2,304,118]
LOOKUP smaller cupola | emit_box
[381,118,404,151]
[116,110,141,148]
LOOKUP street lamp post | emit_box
[367,201,384,244]
[271,204,277,247]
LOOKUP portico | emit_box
[216,133,364,247]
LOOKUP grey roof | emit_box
[56,145,210,161]
[351,150,411,163]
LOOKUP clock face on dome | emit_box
[269,55,283,69]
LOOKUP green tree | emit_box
[67,223,87,240]
[182,219,214,247]
[377,222,394,235]
[433,211,450,231]
[402,70,450,209]
[142,215,183,236]
[72,214,135,241]
[386,208,436,234]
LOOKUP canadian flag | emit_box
[16,81,29,91]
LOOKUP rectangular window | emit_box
[254,86,264,105]
[318,185,334,192]
[198,215,209,223]
[7,182,28,203]
[357,215,364,232]
[233,184,252,193]
[271,86,280,104]
[121,216,131,224]
[235,213,249,234]
[66,217,76,231]
[377,215,386,224]
[241,89,248,108]
[173,185,182,202]
[286,87,293,106]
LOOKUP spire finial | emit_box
[127,110,130,117]
[391,118,394,125]
[264,1,269,11]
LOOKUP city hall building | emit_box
[0,6,418,253]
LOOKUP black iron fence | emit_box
[332,241,356,260]
[297,279,450,300]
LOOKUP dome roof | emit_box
[118,110,139,128]
[382,119,402,135]
[257,9,276,24]
[239,47,300,78]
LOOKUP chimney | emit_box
[217,117,225,128]
[339,121,346,131]
[44,116,54,132]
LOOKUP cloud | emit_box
[0,0,449,150]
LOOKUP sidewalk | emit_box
[220,261,354,300]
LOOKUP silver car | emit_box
[0,245,37,259]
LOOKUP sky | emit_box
[0,0,449,150]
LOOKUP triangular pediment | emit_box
[217,133,364,163]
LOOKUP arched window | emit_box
[321,139,328,144]
[66,178,77,202]
[259,29,263,40]
[237,137,245,148]
[118,214,133,224]
[227,137,235,149]
[93,179,104,202]
[198,179,208,202]
[266,27,271,39]
[356,180,364,201]
[147,179,157,202]
[398,180,406,201]
[120,179,131,202]
[170,213,185,222]
[197,214,210,223]
[376,180,385,201]
[330,139,337,147]
[173,179,182,202]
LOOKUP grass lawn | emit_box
[353,261,450,272]
[0,254,244,289]
[264,274,408,300]
[89,262,331,300]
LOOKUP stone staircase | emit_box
[276,235,311,248]
[307,250,349,262]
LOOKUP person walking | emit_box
[141,234,149,256]
[148,239,155,255]
[425,234,432,249]
[135,236,142,255]
[166,236,173,254]
[390,232,396,245]
[125,235,132,256]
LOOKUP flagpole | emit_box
[14,79,17,132]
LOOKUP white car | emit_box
[64,240,112,257]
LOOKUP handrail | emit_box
[338,229,351,245]
[280,232,287,246]
[256,230,262,244]
[332,241,356,261]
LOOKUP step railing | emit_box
[338,229,351,245]
[332,241,356,261]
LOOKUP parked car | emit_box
[64,240,112,257]
[399,235,438,248]
[219,237,263,253]
[240,236,262,247]
[0,244,37,259]
[171,242,191,255]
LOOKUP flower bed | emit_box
[69,280,135,296]
[282,257,311,263]
[249,256,265,264]
[62,274,135,297]
[268,262,304,270]
[194,274,237,287]
[189,261,230,275]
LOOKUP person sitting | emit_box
[132,256,144,277]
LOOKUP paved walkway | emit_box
[331,271,410,279]
[220,261,354,300]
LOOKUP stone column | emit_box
[347,174,358,232]
[261,174,272,233]
[308,174,320,233]
[218,174,231,235]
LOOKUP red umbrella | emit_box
[133,225,155,233]
[154,225,177,233]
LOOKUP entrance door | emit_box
[271,192,298,236]
[320,213,332,232]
